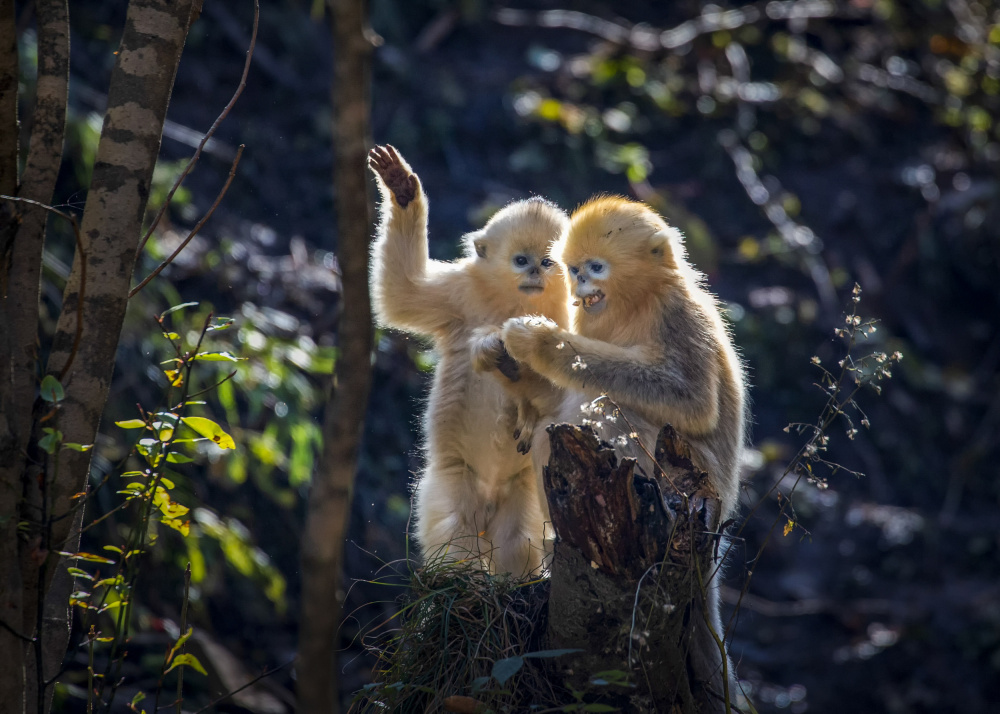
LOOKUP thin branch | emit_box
[190,658,294,714]
[134,0,259,259]
[172,369,236,408]
[129,145,244,298]
[0,194,86,379]
[0,617,36,643]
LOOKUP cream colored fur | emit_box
[370,147,569,576]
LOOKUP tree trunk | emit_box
[297,0,373,712]
[0,1,195,710]
[543,424,731,713]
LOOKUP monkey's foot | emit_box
[368,144,417,208]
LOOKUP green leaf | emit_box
[193,351,242,362]
[131,691,146,708]
[167,627,194,664]
[115,419,147,429]
[38,429,62,454]
[103,545,123,554]
[65,552,115,564]
[62,442,93,452]
[164,653,207,676]
[160,302,199,318]
[491,656,523,685]
[207,317,234,331]
[67,567,93,580]
[163,331,180,340]
[181,416,235,450]
[40,375,65,403]
[166,452,194,464]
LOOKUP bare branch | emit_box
[129,144,244,298]
[134,0,259,260]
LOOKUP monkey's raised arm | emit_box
[502,317,721,436]
[369,145,463,338]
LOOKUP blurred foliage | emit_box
[26,0,1000,712]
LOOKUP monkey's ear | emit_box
[648,229,677,265]
[473,236,488,259]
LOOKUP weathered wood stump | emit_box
[543,423,729,713]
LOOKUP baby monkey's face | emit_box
[508,246,558,295]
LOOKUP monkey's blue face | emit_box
[511,252,557,294]
[567,258,609,313]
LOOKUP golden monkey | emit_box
[368,145,569,577]
[501,195,748,687]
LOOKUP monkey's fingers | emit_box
[495,348,521,382]
[385,144,403,165]
[368,146,392,172]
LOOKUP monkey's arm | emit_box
[369,145,463,337]
[470,326,565,414]
[502,317,720,435]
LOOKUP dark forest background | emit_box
[24,0,1000,711]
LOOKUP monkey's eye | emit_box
[568,266,579,275]
[513,255,529,267]
[589,261,605,274]
[540,258,554,269]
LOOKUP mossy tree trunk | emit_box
[543,424,731,713]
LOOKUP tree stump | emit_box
[543,423,729,713]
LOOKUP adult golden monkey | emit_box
[501,195,748,687]
[368,145,569,577]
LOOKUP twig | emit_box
[175,564,191,714]
[173,369,237,408]
[129,145,244,297]
[190,658,294,714]
[0,195,85,378]
[134,0,259,259]
[0,617,36,643]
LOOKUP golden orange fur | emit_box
[502,195,748,685]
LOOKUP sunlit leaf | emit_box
[207,317,235,331]
[193,351,242,362]
[62,442,93,452]
[164,369,184,387]
[167,626,194,664]
[166,452,194,464]
[59,551,115,564]
[165,653,207,676]
[162,517,191,536]
[115,419,147,429]
[181,416,235,450]
[67,567,93,580]
[160,302,198,318]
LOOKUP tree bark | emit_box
[0,1,194,711]
[543,424,729,713]
[297,0,373,712]
[0,3,25,708]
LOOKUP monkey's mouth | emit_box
[518,284,545,294]
[574,291,606,312]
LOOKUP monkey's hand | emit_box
[470,326,521,381]
[501,316,561,369]
[368,144,418,208]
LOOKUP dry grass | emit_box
[351,555,571,713]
